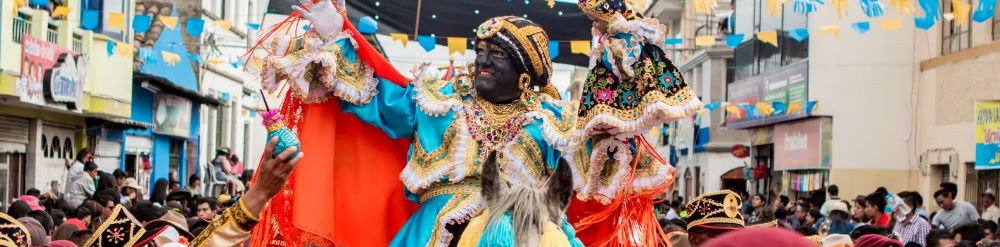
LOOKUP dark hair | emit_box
[80,200,103,220]
[953,223,986,243]
[70,229,93,243]
[150,179,169,205]
[112,169,126,179]
[24,188,40,197]
[26,210,53,233]
[905,243,922,247]
[91,189,119,208]
[6,201,30,219]
[795,226,817,236]
[779,195,790,205]
[196,197,219,211]
[875,187,889,196]
[189,174,201,186]
[927,230,953,247]
[83,161,98,172]
[229,154,240,164]
[828,185,839,196]
[75,148,92,162]
[865,192,888,213]
[850,225,891,241]
[755,206,776,223]
[774,207,788,220]
[809,209,823,221]
[73,206,91,219]
[752,194,766,204]
[981,220,998,234]
[129,201,166,223]
[934,189,954,200]
[96,172,117,192]
[49,209,65,227]
[941,182,959,199]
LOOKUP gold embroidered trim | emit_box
[426,189,482,247]
[577,88,702,138]
[401,124,462,192]
[418,179,481,204]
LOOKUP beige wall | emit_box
[830,168,920,198]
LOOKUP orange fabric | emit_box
[249,94,417,246]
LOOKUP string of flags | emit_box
[699,100,820,120]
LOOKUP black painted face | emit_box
[474,42,521,104]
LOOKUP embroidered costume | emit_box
[254,15,581,247]
[565,0,704,246]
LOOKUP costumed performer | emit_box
[565,0,704,246]
[259,1,582,246]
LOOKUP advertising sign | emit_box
[726,60,809,129]
[17,35,79,106]
[976,101,1000,170]
[45,53,88,109]
[773,117,832,170]
[153,94,192,138]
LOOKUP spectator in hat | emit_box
[120,178,143,206]
[19,216,48,246]
[982,189,1000,223]
[685,190,746,247]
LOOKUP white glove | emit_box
[292,0,346,37]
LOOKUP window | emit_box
[41,135,48,158]
[942,0,972,54]
[64,139,73,159]
[52,137,62,159]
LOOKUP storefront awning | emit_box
[86,116,154,130]
[134,72,222,106]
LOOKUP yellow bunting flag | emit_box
[115,42,134,57]
[952,0,970,25]
[819,25,841,38]
[207,59,226,65]
[14,0,25,16]
[447,37,467,56]
[695,36,716,46]
[756,102,774,116]
[889,0,916,14]
[159,16,178,30]
[787,102,804,114]
[108,12,125,30]
[943,13,955,20]
[765,0,785,16]
[570,40,591,55]
[757,30,778,47]
[726,105,743,119]
[694,0,718,14]
[391,33,409,47]
[882,18,902,30]
[213,20,232,30]
[161,51,181,65]
[52,6,71,18]
[831,0,848,17]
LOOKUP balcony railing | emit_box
[72,34,83,53]
[13,15,31,44]
[46,25,58,44]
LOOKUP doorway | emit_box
[721,167,747,194]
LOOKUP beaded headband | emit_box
[475,16,553,87]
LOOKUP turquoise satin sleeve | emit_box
[336,38,418,139]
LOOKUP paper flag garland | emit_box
[107,12,124,30]
[793,0,824,14]
[188,54,203,64]
[214,20,232,30]
[246,23,261,30]
[358,16,378,34]
[160,16,178,30]
[417,35,436,52]
[726,105,743,118]
[704,102,723,111]
[890,0,917,13]
[115,42,134,57]
[831,0,849,17]
[860,0,887,17]
[447,37,467,55]
[391,33,409,47]
[820,25,841,38]
[851,21,871,33]
[231,58,244,68]
[757,30,779,47]
[134,15,152,33]
[571,40,591,54]
[161,51,181,66]
[915,0,941,30]
[695,36,717,46]
[139,48,155,63]
[772,101,788,115]
[789,28,809,42]
[51,6,71,18]
[207,59,226,65]
[81,10,99,30]
[29,0,47,7]
[106,40,116,56]
[695,0,719,13]
[665,38,684,45]
[882,18,903,30]
[766,0,785,16]
[951,0,971,25]
[548,41,559,59]
[725,34,745,48]
[972,0,996,22]
[187,18,205,37]
[756,102,775,116]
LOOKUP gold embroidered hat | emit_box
[475,16,553,88]
[577,0,641,21]
[0,212,29,247]
[685,190,746,230]
[83,204,146,247]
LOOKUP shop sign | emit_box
[726,60,809,129]
[17,35,80,107]
[45,53,88,109]
[153,94,192,138]
[773,117,832,170]
[731,145,750,158]
[976,101,1000,170]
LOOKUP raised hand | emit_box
[242,137,304,215]
[292,0,346,37]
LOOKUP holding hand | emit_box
[292,0,347,37]
[242,137,304,215]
